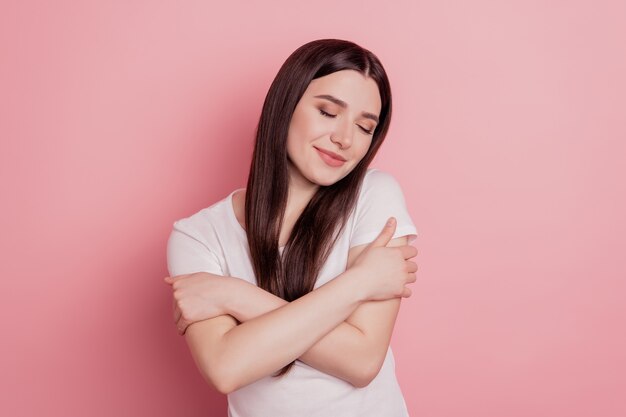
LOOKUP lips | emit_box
[314,146,346,168]
[314,147,346,162]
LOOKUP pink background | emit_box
[2,1,625,416]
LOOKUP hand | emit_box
[348,217,418,301]
[163,272,232,335]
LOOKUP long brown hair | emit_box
[244,39,393,377]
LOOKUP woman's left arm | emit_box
[303,235,407,385]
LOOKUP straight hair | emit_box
[244,39,393,377]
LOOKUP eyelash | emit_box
[319,109,374,135]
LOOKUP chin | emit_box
[308,167,351,187]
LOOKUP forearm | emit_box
[218,269,364,392]
[227,277,373,386]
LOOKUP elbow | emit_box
[199,358,237,395]
[352,358,384,388]
[351,376,372,389]
[214,379,236,396]
[352,371,374,388]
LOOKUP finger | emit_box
[166,274,192,284]
[407,272,417,283]
[401,287,412,298]
[173,303,182,324]
[405,261,418,273]
[369,217,397,248]
[400,244,418,260]
[176,315,189,335]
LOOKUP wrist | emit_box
[222,276,254,320]
[222,277,266,323]
[338,268,367,304]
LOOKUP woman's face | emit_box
[286,69,382,187]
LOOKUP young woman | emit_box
[165,38,419,417]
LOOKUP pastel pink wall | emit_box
[2,1,624,416]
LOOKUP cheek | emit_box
[287,112,303,141]
[288,112,325,147]
[357,137,373,157]
[300,109,329,136]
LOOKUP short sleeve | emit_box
[349,169,418,248]
[166,220,224,277]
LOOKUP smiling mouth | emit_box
[314,146,347,167]
[314,146,346,162]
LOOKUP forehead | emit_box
[304,70,382,115]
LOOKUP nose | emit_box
[330,118,354,150]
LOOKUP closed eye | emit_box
[360,126,374,135]
[319,109,374,135]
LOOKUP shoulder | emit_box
[170,193,232,248]
[166,193,235,277]
[357,168,408,202]
[364,167,395,181]
[349,168,417,247]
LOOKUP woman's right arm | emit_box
[185,266,363,394]
[176,218,416,394]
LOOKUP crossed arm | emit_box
[182,236,408,393]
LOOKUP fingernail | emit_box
[386,217,395,227]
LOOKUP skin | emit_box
[164,69,419,394]
[282,69,380,230]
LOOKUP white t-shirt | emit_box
[166,168,418,417]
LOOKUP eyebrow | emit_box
[313,94,379,124]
